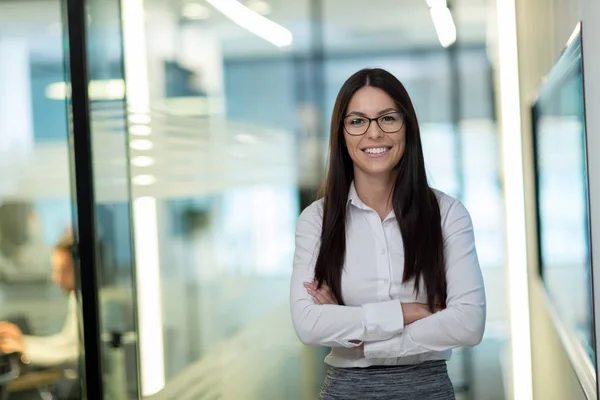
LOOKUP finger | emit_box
[304,281,318,290]
[306,287,321,304]
[321,287,337,304]
[321,289,337,304]
[316,288,337,305]
[308,288,328,304]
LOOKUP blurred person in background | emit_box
[290,68,486,399]
[0,233,77,367]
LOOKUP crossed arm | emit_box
[289,200,486,358]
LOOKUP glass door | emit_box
[63,0,140,398]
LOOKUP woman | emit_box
[290,68,486,399]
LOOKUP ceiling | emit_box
[0,0,493,63]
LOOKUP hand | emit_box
[0,335,24,355]
[0,323,23,341]
[304,280,338,305]
[401,303,434,325]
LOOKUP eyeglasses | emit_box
[343,112,405,136]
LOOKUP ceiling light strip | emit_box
[427,0,457,48]
[206,0,292,47]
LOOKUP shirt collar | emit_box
[347,181,366,209]
[347,181,396,220]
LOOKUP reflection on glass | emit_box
[120,0,318,398]
[84,0,141,398]
[533,33,594,362]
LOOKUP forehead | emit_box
[346,86,396,115]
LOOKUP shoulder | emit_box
[298,198,324,222]
[296,198,324,232]
[432,189,473,231]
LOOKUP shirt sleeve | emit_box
[23,292,79,367]
[290,201,405,348]
[363,200,486,359]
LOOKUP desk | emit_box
[8,369,63,392]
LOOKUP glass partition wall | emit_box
[2,0,503,398]
[0,0,88,399]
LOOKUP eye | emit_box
[349,117,366,126]
[381,114,397,122]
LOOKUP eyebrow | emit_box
[346,108,398,117]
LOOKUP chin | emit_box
[357,164,396,177]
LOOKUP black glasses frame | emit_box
[342,112,405,136]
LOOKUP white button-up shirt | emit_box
[290,183,486,368]
[23,292,78,366]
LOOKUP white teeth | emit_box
[364,147,389,154]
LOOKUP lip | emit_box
[361,146,392,158]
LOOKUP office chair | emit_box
[0,353,20,400]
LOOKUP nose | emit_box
[366,119,384,139]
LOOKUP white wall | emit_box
[513,0,600,398]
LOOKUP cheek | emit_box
[343,135,362,160]
[393,134,406,155]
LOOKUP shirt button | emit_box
[381,249,386,255]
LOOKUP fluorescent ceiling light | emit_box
[427,2,456,48]
[130,125,152,136]
[206,0,292,47]
[132,156,155,167]
[46,79,125,100]
[129,114,151,124]
[130,139,153,151]
[133,175,156,186]
[426,0,446,7]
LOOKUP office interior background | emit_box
[0,0,599,399]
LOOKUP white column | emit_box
[0,39,34,196]
[495,0,533,398]
[121,0,165,396]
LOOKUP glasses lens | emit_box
[344,116,369,135]
[377,112,404,133]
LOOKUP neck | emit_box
[353,170,395,218]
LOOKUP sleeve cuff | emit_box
[364,336,404,359]
[340,340,364,348]
[362,299,404,341]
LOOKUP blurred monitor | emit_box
[532,23,595,367]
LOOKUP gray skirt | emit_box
[319,361,455,400]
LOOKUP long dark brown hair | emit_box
[314,68,447,311]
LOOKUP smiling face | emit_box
[343,86,406,181]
